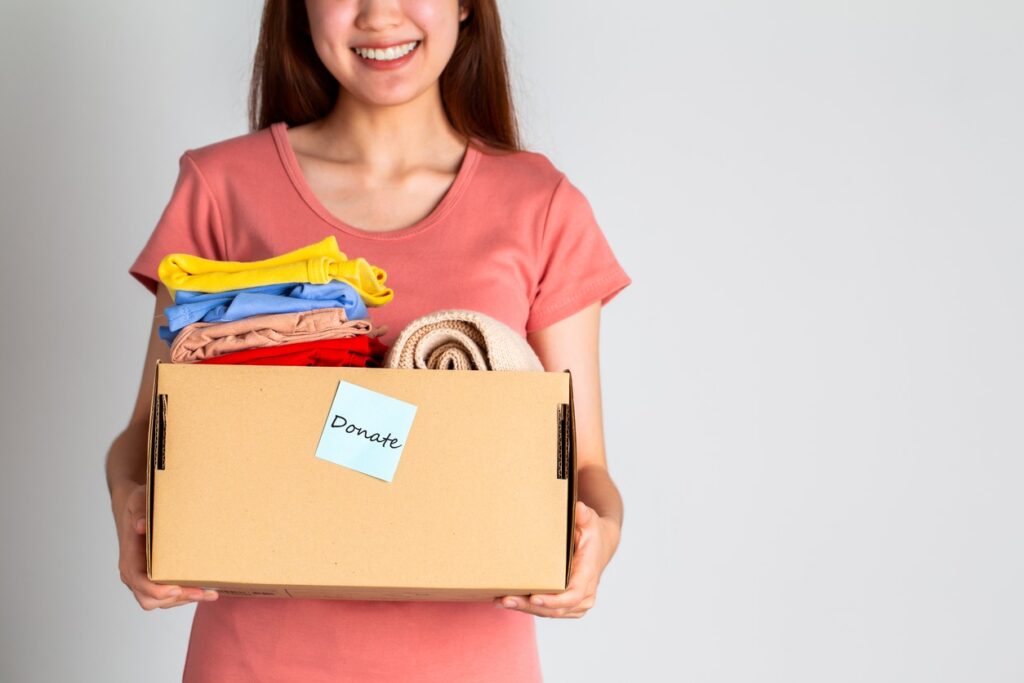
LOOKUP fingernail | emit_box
[530,596,544,605]
[203,589,218,600]
[168,588,182,598]
[503,598,517,608]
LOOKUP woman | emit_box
[107,0,631,679]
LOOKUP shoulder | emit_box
[177,125,279,188]
[470,140,570,203]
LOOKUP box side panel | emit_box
[152,365,571,593]
[144,360,161,579]
[565,370,578,588]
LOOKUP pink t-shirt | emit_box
[129,121,631,682]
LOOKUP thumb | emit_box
[576,500,593,522]
[123,485,149,535]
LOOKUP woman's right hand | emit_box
[117,482,218,609]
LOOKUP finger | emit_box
[130,574,215,605]
[493,594,549,612]
[123,504,148,541]
[575,500,596,527]
[120,524,215,603]
[138,591,185,610]
[527,581,584,608]
[122,565,187,602]
[494,595,524,609]
[574,504,601,544]
[132,571,215,603]
[526,577,595,610]
[528,545,599,609]
[124,491,146,526]
[495,568,594,612]
[131,581,183,609]
[117,489,209,607]
[491,504,600,614]
[159,587,219,604]
[137,588,210,610]
[525,545,601,610]
[497,594,592,618]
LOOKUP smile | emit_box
[351,41,420,62]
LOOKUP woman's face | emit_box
[305,0,469,107]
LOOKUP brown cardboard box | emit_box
[145,360,577,601]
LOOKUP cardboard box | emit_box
[145,360,577,601]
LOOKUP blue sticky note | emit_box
[315,380,418,482]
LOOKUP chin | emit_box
[348,84,432,108]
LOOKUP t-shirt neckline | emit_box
[270,121,481,241]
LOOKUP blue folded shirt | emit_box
[159,281,370,345]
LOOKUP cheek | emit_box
[406,0,444,22]
[308,3,359,55]
[406,0,460,46]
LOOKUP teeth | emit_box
[352,41,418,61]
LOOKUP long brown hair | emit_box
[248,0,521,152]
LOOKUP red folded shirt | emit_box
[196,335,389,367]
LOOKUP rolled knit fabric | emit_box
[196,335,389,367]
[383,309,544,371]
[170,307,387,363]
[157,235,393,305]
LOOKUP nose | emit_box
[355,0,403,32]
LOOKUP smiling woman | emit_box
[110,0,631,681]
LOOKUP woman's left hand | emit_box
[493,500,619,618]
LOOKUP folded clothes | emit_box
[170,307,388,363]
[383,309,543,371]
[158,281,369,345]
[157,235,393,306]
[197,335,389,367]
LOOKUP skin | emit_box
[109,282,215,608]
[512,304,624,618]
[108,0,624,618]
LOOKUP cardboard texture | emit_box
[145,361,577,601]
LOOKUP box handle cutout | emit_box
[556,403,569,480]
[155,393,167,470]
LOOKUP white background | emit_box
[1,0,1022,681]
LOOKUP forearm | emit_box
[106,420,148,518]
[577,464,623,559]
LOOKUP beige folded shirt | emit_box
[170,307,385,363]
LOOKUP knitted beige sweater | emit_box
[383,309,544,371]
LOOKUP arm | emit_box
[106,284,172,514]
[107,283,218,609]
[494,301,623,617]
[531,300,622,542]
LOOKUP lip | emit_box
[351,39,420,49]
[351,40,421,70]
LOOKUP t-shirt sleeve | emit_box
[128,151,228,296]
[525,174,632,334]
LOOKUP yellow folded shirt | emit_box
[157,235,393,305]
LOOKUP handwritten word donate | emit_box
[330,414,402,449]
